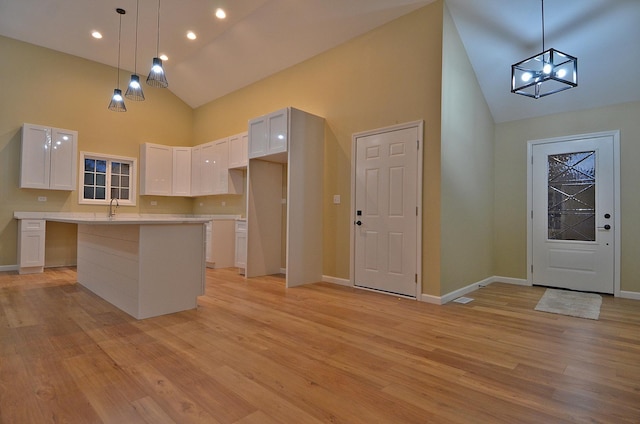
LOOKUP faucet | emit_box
[108,197,119,218]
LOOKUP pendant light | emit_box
[125,0,145,101]
[511,0,578,99]
[146,0,168,88]
[108,8,127,112]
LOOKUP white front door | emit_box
[353,123,421,297]
[530,132,618,294]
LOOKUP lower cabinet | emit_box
[18,219,46,274]
[205,219,236,268]
[235,220,247,272]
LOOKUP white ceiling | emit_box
[1,0,638,123]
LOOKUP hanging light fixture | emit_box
[147,0,168,88]
[511,0,577,99]
[125,0,145,101]
[108,8,127,112]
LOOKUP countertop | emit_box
[14,212,242,225]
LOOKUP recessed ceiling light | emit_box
[159,54,168,61]
[91,31,103,39]
[187,31,197,40]
[215,8,226,19]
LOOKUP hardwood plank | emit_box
[1,267,639,423]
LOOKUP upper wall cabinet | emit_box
[140,143,192,196]
[248,108,288,162]
[20,123,77,190]
[140,143,172,196]
[228,132,248,169]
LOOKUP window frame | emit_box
[78,151,137,206]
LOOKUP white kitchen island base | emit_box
[77,223,205,319]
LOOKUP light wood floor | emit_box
[1,267,639,423]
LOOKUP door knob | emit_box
[355,220,362,226]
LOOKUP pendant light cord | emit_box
[134,0,139,74]
[117,11,122,87]
[156,0,161,56]
[541,0,545,51]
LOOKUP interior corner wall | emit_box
[494,101,640,294]
[193,1,444,292]
[0,35,194,267]
[439,5,495,296]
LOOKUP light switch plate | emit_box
[333,194,341,205]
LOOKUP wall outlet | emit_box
[150,201,157,206]
[37,196,47,202]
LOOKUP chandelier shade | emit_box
[511,48,577,99]
[108,8,127,112]
[510,0,578,99]
[108,88,127,112]
[125,74,145,101]
[147,57,168,88]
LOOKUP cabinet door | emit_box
[172,147,191,196]
[267,109,288,154]
[20,124,51,189]
[18,219,46,269]
[248,116,268,159]
[228,132,248,169]
[49,128,78,190]
[140,143,172,195]
[199,141,216,195]
[191,146,201,196]
[235,221,247,268]
[213,139,229,194]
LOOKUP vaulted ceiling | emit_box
[1,0,638,123]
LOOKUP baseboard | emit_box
[420,275,529,305]
[0,264,18,272]
[322,275,352,287]
[619,290,640,301]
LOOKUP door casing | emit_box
[527,130,621,295]
[350,120,424,298]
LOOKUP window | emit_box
[79,152,137,205]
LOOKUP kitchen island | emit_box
[14,212,212,319]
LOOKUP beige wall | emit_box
[193,1,445,291]
[0,36,194,267]
[494,101,640,293]
[439,6,495,295]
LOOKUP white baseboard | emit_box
[0,264,18,272]
[322,275,351,287]
[419,275,529,305]
[619,290,640,301]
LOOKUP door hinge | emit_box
[531,156,533,165]
[531,210,533,219]
[531,264,533,274]
[415,274,417,283]
[416,206,418,216]
[416,139,419,150]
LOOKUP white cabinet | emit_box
[248,108,288,162]
[192,138,243,196]
[235,219,247,272]
[228,132,248,169]
[246,107,324,288]
[140,143,173,196]
[20,123,77,190]
[206,219,236,268]
[172,147,191,196]
[140,143,193,197]
[17,219,46,274]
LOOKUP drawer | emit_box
[22,219,45,232]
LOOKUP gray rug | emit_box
[535,288,602,320]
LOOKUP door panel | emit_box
[354,126,418,297]
[531,135,615,293]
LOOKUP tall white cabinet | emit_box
[20,123,77,190]
[246,107,324,288]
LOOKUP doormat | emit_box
[534,288,602,320]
